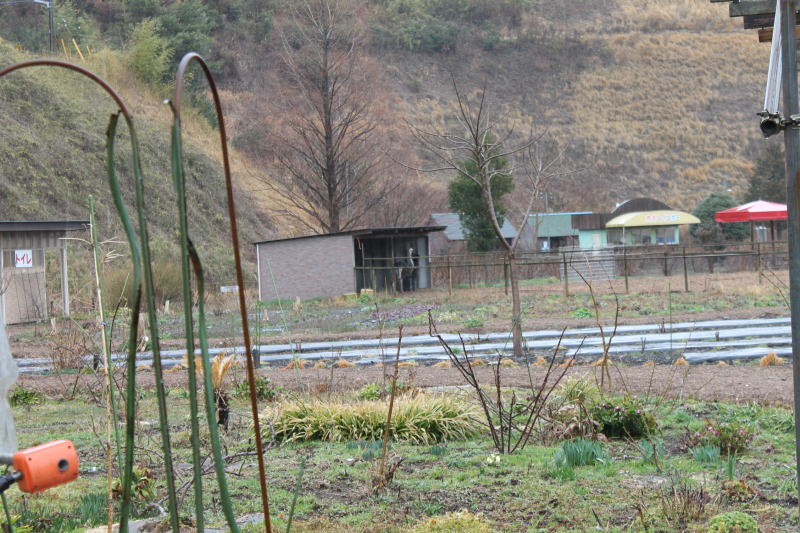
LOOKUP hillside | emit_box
[222,0,772,215]
[0,41,273,285]
[0,0,777,236]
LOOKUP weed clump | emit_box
[590,398,656,439]
[233,376,281,402]
[691,445,721,464]
[554,438,606,467]
[356,383,382,400]
[706,511,758,533]
[8,386,42,408]
[410,510,493,533]
[262,395,481,444]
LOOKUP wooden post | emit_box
[503,259,509,295]
[757,243,763,285]
[447,256,452,296]
[562,252,569,297]
[682,246,689,292]
[468,263,473,288]
[390,239,397,294]
[60,246,69,316]
[663,250,669,277]
[771,220,777,268]
[623,247,629,294]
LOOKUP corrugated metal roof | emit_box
[430,213,517,241]
[253,225,446,246]
[0,221,88,232]
[527,212,590,238]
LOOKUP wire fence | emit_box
[354,241,789,296]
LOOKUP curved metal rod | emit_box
[170,52,272,532]
[0,60,180,533]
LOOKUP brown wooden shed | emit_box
[0,221,88,325]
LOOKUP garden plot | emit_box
[11,316,793,373]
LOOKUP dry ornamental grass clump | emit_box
[284,358,308,370]
[533,356,549,367]
[261,395,482,444]
[759,352,785,367]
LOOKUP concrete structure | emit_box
[254,226,444,301]
[0,221,88,325]
[428,213,517,255]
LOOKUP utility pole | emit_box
[47,0,54,54]
[779,0,800,512]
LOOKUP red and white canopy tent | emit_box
[714,200,787,242]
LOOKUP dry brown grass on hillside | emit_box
[563,31,767,210]
[84,48,284,217]
[604,0,738,34]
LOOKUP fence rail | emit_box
[354,241,789,295]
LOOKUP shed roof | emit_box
[715,200,787,222]
[253,226,445,246]
[606,210,700,228]
[527,212,590,238]
[430,213,517,241]
[0,221,89,232]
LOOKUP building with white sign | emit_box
[571,199,699,249]
[0,221,88,325]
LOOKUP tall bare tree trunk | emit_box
[507,252,522,357]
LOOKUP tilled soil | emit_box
[16,363,795,406]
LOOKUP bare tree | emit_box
[365,175,447,228]
[264,0,395,234]
[410,79,571,357]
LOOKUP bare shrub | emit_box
[428,311,575,454]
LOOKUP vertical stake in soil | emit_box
[89,195,122,530]
[376,326,403,491]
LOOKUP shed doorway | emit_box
[354,234,431,293]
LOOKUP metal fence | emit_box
[354,241,789,295]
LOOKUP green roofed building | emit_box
[518,212,591,251]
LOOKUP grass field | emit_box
[4,378,799,532]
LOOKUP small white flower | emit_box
[485,453,502,465]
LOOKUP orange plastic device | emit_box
[11,440,78,493]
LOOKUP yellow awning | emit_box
[605,210,700,228]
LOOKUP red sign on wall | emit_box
[14,250,32,268]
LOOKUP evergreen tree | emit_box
[746,142,786,204]
[692,193,748,243]
[448,149,514,252]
